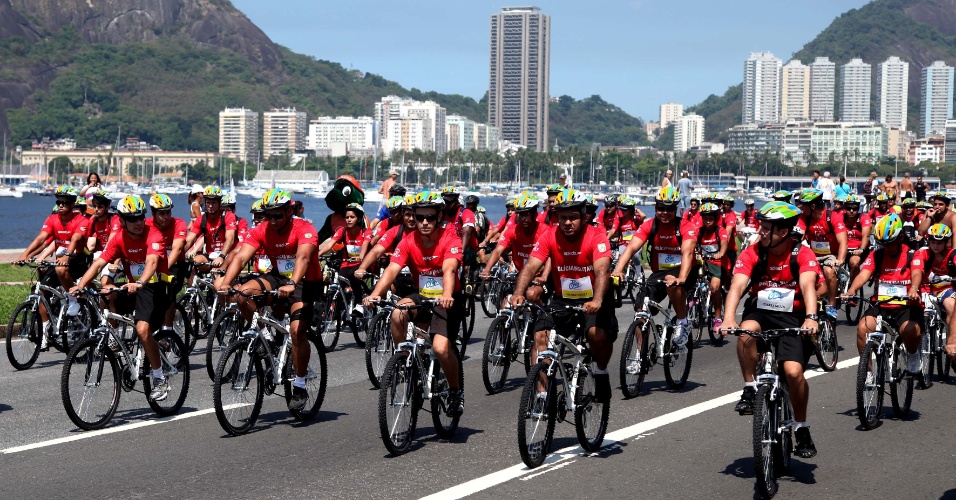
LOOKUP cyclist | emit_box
[795,188,847,319]
[223,192,249,244]
[842,195,872,284]
[481,197,516,248]
[596,194,620,240]
[684,195,703,228]
[740,199,758,229]
[364,190,466,416]
[845,214,924,375]
[698,202,730,335]
[69,195,173,402]
[898,197,923,248]
[912,223,956,345]
[354,196,418,296]
[217,189,322,411]
[867,193,895,223]
[369,183,407,230]
[720,201,820,458]
[510,188,616,402]
[539,183,563,226]
[481,194,550,306]
[83,189,121,258]
[720,195,739,269]
[184,186,237,272]
[771,190,792,203]
[316,202,369,316]
[585,195,599,226]
[918,191,956,245]
[146,194,189,332]
[364,196,405,251]
[612,187,698,346]
[615,196,641,248]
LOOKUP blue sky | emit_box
[232,0,871,122]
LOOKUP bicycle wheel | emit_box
[844,286,864,326]
[664,325,694,389]
[365,310,393,388]
[431,346,463,438]
[618,318,651,398]
[705,293,722,345]
[773,388,794,478]
[814,316,839,372]
[687,288,702,345]
[463,294,476,346]
[856,342,883,430]
[351,305,373,347]
[213,340,264,436]
[918,327,934,389]
[574,362,609,452]
[206,308,244,381]
[752,385,779,499]
[6,300,42,370]
[889,339,913,418]
[61,336,121,430]
[177,295,206,348]
[517,361,558,468]
[378,352,419,455]
[282,333,328,420]
[314,296,341,352]
[938,331,951,383]
[144,331,190,417]
[170,302,194,353]
[56,299,95,353]
[481,280,499,318]
[481,316,513,394]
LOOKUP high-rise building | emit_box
[674,114,705,152]
[307,116,375,157]
[921,60,955,137]
[262,108,307,157]
[218,108,259,162]
[840,58,872,122]
[382,118,425,156]
[446,115,476,152]
[781,60,810,121]
[877,56,909,130]
[659,103,683,129]
[944,120,956,163]
[488,6,550,152]
[742,52,782,125]
[809,57,836,122]
[373,97,447,155]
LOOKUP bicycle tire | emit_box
[431,345,463,438]
[213,340,264,436]
[378,352,419,455]
[144,331,190,417]
[752,385,779,498]
[687,288,702,346]
[170,302,193,353]
[283,334,329,420]
[61,336,121,430]
[856,341,883,430]
[55,299,95,353]
[663,326,694,389]
[618,318,651,398]
[177,294,207,345]
[705,294,722,345]
[844,286,864,325]
[814,316,839,372]
[918,327,934,389]
[774,389,794,478]
[938,338,951,383]
[364,310,393,388]
[464,294,476,345]
[517,361,558,468]
[574,362,609,452]
[315,296,342,352]
[351,305,373,347]
[6,300,42,370]
[481,280,499,318]
[481,316,513,394]
[206,308,244,381]
[889,339,913,418]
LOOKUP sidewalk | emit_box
[0,249,26,264]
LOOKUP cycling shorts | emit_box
[532,291,618,343]
[637,268,696,306]
[742,298,814,368]
[863,305,924,331]
[405,292,466,342]
[115,283,171,328]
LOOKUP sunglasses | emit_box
[415,214,439,223]
[264,212,285,221]
[121,215,145,223]
[55,200,73,206]
[655,205,677,212]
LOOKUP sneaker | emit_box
[794,427,817,458]
[671,322,688,347]
[593,373,611,403]
[906,350,921,374]
[712,318,723,334]
[351,304,366,317]
[825,305,838,318]
[149,377,169,402]
[447,388,464,417]
[39,333,49,351]
[288,386,308,411]
[735,386,756,415]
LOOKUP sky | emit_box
[231,0,871,122]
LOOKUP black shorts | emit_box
[115,283,171,328]
[863,305,924,331]
[253,273,322,319]
[40,254,88,289]
[638,268,696,305]
[406,292,466,342]
[168,261,190,296]
[532,291,619,343]
[742,299,814,367]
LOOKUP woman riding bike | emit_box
[842,195,871,283]
[697,202,730,336]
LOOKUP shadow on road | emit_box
[0,403,12,413]
[637,379,707,395]
[721,455,817,495]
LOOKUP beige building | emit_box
[781,60,810,121]
[674,114,705,152]
[263,108,307,157]
[22,149,219,180]
[659,103,683,129]
[219,108,259,162]
[877,57,909,131]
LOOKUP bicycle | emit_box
[205,301,246,381]
[312,257,368,352]
[213,288,328,436]
[618,279,694,398]
[481,301,537,394]
[843,252,866,325]
[687,253,719,346]
[60,288,189,430]
[177,267,227,351]
[365,295,397,388]
[480,261,513,318]
[813,298,839,372]
[516,303,609,468]
[922,278,952,383]
[6,261,96,369]
[378,299,463,455]
[612,246,642,302]
[722,327,809,499]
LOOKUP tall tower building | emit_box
[674,114,705,152]
[659,103,683,129]
[781,60,810,121]
[488,6,550,152]
[263,108,307,157]
[742,52,782,125]
[877,56,909,130]
[809,57,836,121]
[840,58,872,122]
[921,60,955,137]
[218,108,259,162]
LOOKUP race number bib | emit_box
[276,258,295,278]
[877,282,908,305]
[756,287,795,312]
[256,257,272,274]
[810,240,831,255]
[701,244,719,255]
[129,263,145,280]
[560,276,594,300]
[622,230,635,241]
[419,275,443,298]
[658,253,682,270]
[346,244,362,259]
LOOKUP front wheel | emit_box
[574,362,609,452]
[889,339,913,418]
[6,300,42,370]
[378,352,419,455]
[752,385,779,499]
[843,285,864,326]
[918,327,934,389]
[619,318,651,398]
[517,361,558,468]
[213,341,264,436]
[663,326,694,389]
[61,336,121,430]
[206,308,244,381]
[283,334,328,420]
[856,341,884,430]
[814,316,839,372]
[481,316,513,394]
[365,310,393,388]
[313,297,341,353]
[144,331,190,417]
[481,280,500,318]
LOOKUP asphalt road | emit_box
[1,301,955,499]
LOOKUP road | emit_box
[1,303,955,499]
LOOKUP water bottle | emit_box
[610,276,623,308]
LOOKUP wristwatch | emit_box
[805,313,820,321]
[284,278,297,287]
[134,279,144,285]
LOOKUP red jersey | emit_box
[698,225,730,268]
[99,227,168,282]
[797,211,846,257]
[685,209,703,229]
[734,244,820,311]
[40,213,85,249]
[843,213,871,250]
[635,217,699,273]
[236,217,249,243]
[913,248,956,294]
[331,226,367,268]
[86,215,121,253]
[377,224,407,253]
[242,218,321,281]
[721,210,738,251]
[596,209,620,233]
[146,217,188,263]
[369,217,391,243]
[497,221,549,271]
[189,210,237,254]
[537,210,558,227]
[739,209,758,230]
[530,224,612,301]
[618,215,639,243]
[390,226,463,297]
[862,245,917,308]
[443,206,478,249]
[495,215,511,234]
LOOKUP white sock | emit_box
[745,381,758,389]
[293,376,306,388]
[151,367,165,380]
[42,321,50,336]
[593,366,608,375]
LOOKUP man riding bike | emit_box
[596,194,620,240]
[481,194,550,307]
[697,202,731,336]
[898,197,923,248]
[918,190,956,246]
[146,194,188,333]
[841,195,872,284]
[795,188,847,319]
[912,224,956,349]
[184,185,238,274]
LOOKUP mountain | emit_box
[690,0,956,142]
[0,0,648,152]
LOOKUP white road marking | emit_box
[420,355,861,500]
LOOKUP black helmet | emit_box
[389,184,407,197]
[464,194,479,206]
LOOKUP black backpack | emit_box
[647,215,684,247]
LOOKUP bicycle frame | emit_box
[534,310,587,418]
[635,291,675,363]
[395,315,439,401]
[241,309,294,386]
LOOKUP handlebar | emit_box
[720,327,812,339]
[14,260,68,268]
[220,288,279,299]
[929,275,954,285]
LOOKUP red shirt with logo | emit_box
[734,244,820,311]
[443,206,478,249]
[530,224,612,300]
[739,209,758,230]
[497,222,549,271]
[685,209,703,229]
[843,213,871,250]
[698,225,730,269]
[189,210,237,254]
[861,245,916,309]
[635,217,699,272]
[40,213,85,249]
[797,211,847,257]
[331,226,367,268]
[596,209,620,233]
[242,218,321,281]
[85,215,121,253]
[913,248,956,294]
[99,227,168,282]
[390,226,463,296]
[146,217,187,263]
[537,210,558,227]
[618,215,639,242]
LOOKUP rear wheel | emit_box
[889,339,914,418]
[574,362,609,452]
[752,385,779,499]
[855,342,883,430]
[283,335,328,420]
[619,318,651,398]
[938,333,952,383]
[213,341,264,436]
[919,326,934,389]
[170,302,194,354]
[517,361,558,468]
[351,304,373,347]
[365,310,393,388]
[144,331,190,417]
[481,316,513,394]
[177,295,206,351]
[773,387,794,477]
[481,280,500,318]
[431,346,462,438]
[664,325,693,389]
[313,296,341,352]
[61,336,121,430]
[6,301,42,370]
[814,315,839,372]
[378,352,419,455]
[206,308,244,381]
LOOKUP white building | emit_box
[810,122,887,162]
[809,57,836,122]
[373,97,446,155]
[446,115,476,152]
[742,52,782,124]
[674,114,705,152]
[659,103,683,129]
[218,108,259,162]
[921,60,955,137]
[381,118,425,156]
[877,56,909,131]
[475,123,499,151]
[307,116,375,157]
[781,60,810,121]
[263,108,307,157]
[840,58,872,123]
